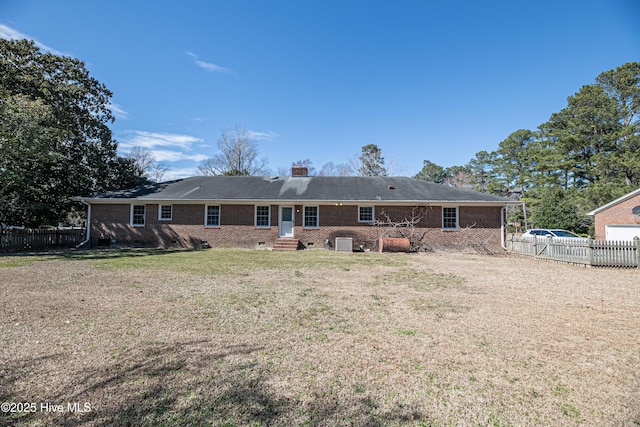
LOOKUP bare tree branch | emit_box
[372,207,430,252]
[127,146,169,183]
[197,125,269,176]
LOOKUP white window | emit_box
[205,205,220,227]
[159,205,172,221]
[442,207,458,230]
[255,205,270,228]
[358,206,374,223]
[131,205,145,227]
[304,206,319,228]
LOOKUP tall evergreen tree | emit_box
[494,129,536,195]
[356,144,387,176]
[541,84,620,188]
[414,160,445,183]
[595,62,640,186]
[466,150,500,194]
[532,188,582,232]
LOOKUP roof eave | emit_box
[586,188,640,216]
[76,197,513,206]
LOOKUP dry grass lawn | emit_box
[0,249,639,426]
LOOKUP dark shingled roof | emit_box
[81,176,511,204]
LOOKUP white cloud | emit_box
[118,130,208,165]
[196,60,231,73]
[247,130,280,141]
[0,23,64,55]
[163,167,201,181]
[0,23,26,40]
[108,102,129,120]
[151,149,208,163]
[186,51,231,74]
[119,130,204,151]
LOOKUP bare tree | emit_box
[373,207,494,253]
[442,170,472,188]
[148,162,170,183]
[127,146,169,183]
[319,161,354,176]
[278,160,354,176]
[373,207,430,252]
[276,166,290,177]
[197,126,269,176]
[128,147,155,173]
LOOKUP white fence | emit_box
[507,236,640,268]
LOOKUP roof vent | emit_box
[388,185,396,190]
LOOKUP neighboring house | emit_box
[75,167,514,252]
[587,188,640,241]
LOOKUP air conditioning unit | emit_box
[335,237,353,252]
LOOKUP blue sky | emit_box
[2,1,639,180]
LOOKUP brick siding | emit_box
[593,192,640,240]
[90,203,504,252]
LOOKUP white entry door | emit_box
[279,206,294,237]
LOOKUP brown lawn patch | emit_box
[0,249,638,426]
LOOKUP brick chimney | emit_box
[291,166,309,177]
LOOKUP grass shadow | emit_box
[0,247,200,265]
[1,339,433,426]
[59,247,201,261]
[1,341,279,427]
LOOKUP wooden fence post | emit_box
[634,237,640,269]
[587,238,594,267]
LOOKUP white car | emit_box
[520,229,585,240]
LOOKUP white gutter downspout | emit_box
[501,206,507,250]
[76,200,91,248]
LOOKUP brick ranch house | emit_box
[75,168,514,252]
[587,187,640,241]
